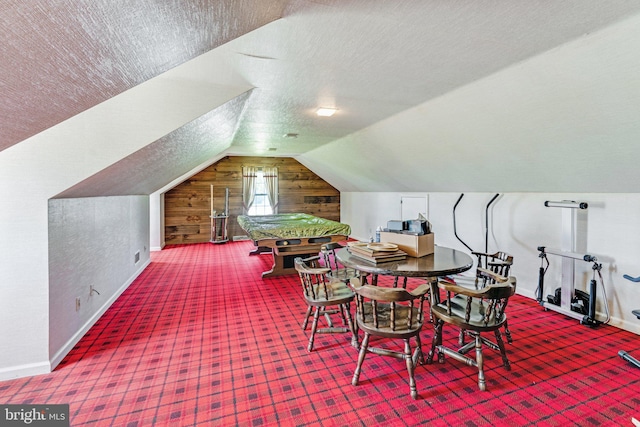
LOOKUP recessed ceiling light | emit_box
[316,107,337,117]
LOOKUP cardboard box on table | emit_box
[379,231,434,257]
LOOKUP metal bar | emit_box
[453,194,473,252]
[542,248,595,262]
[485,193,499,255]
[544,200,588,209]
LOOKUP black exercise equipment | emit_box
[452,193,500,256]
[536,247,607,328]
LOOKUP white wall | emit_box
[149,193,165,251]
[48,196,150,368]
[0,49,249,380]
[342,192,640,334]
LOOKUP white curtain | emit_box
[242,166,257,212]
[263,167,279,214]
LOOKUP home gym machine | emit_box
[453,193,500,259]
[537,247,605,327]
[536,200,609,328]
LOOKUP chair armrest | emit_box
[437,275,513,298]
[409,283,430,297]
[303,266,331,275]
[349,277,363,289]
[355,284,426,302]
[471,251,492,257]
[476,267,507,283]
[487,260,512,267]
[322,242,344,251]
[437,280,484,297]
[294,256,330,275]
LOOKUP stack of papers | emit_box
[347,242,407,264]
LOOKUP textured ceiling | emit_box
[0,0,287,151]
[222,0,640,155]
[3,0,640,195]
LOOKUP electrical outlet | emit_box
[76,297,81,312]
[134,251,140,264]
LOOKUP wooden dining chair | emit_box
[320,242,358,284]
[474,251,513,278]
[473,251,515,343]
[427,269,516,391]
[295,256,356,352]
[450,251,513,289]
[351,278,430,399]
[447,251,515,344]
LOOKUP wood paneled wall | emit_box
[164,156,342,245]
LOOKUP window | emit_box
[248,171,273,215]
[242,166,278,215]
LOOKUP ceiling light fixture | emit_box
[316,107,337,117]
[283,133,299,139]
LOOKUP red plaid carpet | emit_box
[1,241,639,426]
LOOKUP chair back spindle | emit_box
[321,243,358,284]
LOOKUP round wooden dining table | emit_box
[335,245,475,357]
[335,245,474,286]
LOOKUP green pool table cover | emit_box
[237,213,351,241]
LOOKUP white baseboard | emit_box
[0,361,52,382]
[517,288,640,334]
[49,258,151,371]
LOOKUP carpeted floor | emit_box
[1,241,639,426]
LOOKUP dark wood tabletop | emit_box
[335,246,473,278]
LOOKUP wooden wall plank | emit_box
[164,156,342,244]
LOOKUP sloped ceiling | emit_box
[298,12,640,192]
[56,92,253,198]
[0,0,287,151]
[3,1,640,196]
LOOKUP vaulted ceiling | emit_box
[3,1,640,196]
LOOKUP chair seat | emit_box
[432,298,506,332]
[357,302,424,338]
[327,267,358,282]
[304,280,355,305]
